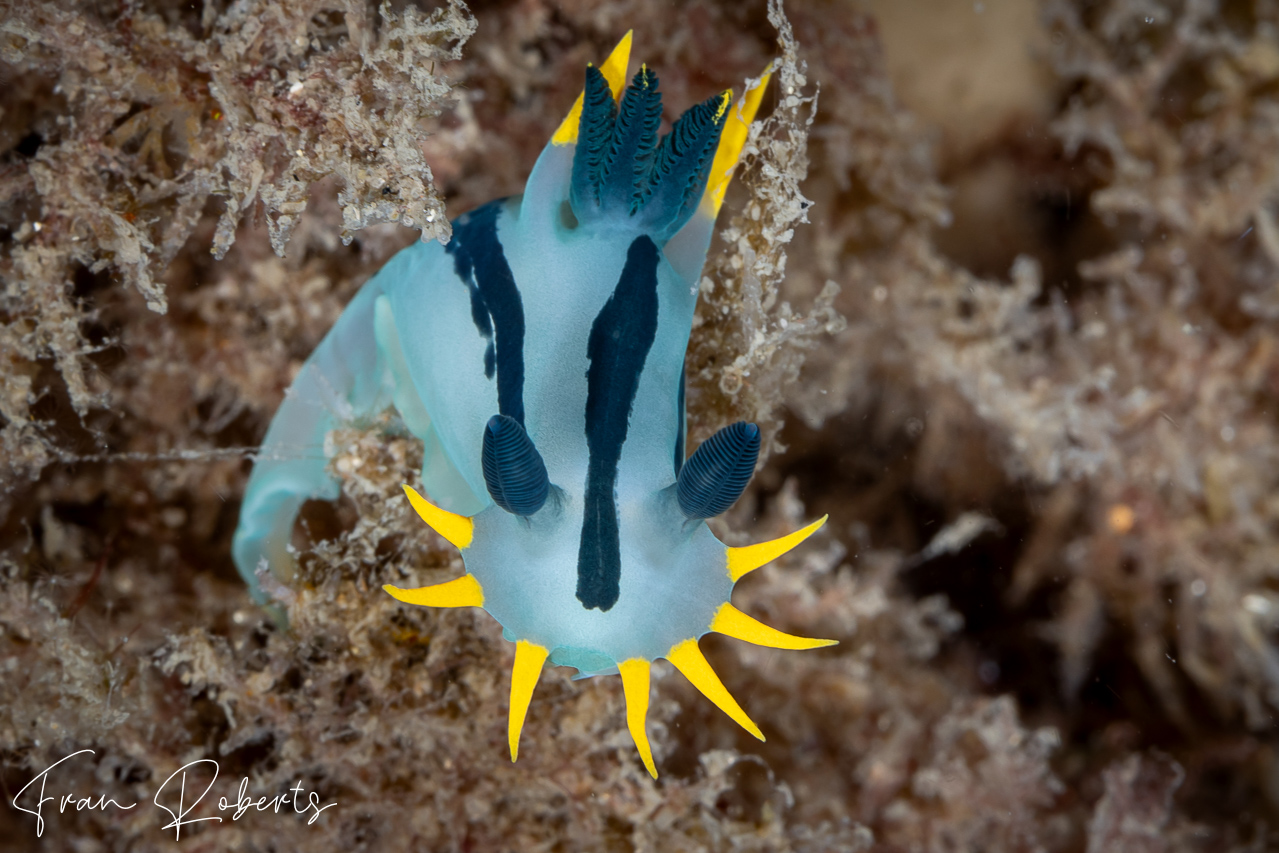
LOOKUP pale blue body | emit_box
[232,50,832,779]
[233,132,728,672]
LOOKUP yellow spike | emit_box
[508,640,549,762]
[383,573,484,608]
[710,602,837,650]
[552,30,633,146]
[665,639,764,741]
[402,484,474,550]
[599,33,633,99]
[618,658,658,779]
[726,514,827,582]
[702,67,773,216]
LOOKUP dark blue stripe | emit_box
[445,201,526,424]
[674,370,685,477]
[576,236,661,611]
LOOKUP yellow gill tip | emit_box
[714,89,733,122]
[402,484,474,550]
[726,514,828,582]
[508,640,549,762]
[618,659,658,779]
[710,602,837,651]
[665,639,764,741]
[382,574,484,608]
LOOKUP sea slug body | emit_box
[233,32,834,778]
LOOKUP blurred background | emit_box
[2,0,1278,849]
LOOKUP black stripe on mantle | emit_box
[576,236,661,611]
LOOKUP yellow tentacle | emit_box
[665,639,764,741]
[701,66,773,217]
[508,640,550,762]
[402,485,474,550]
[598,33,633,98]
[552,31,633,146]
[726,515,828,582]
[618,658,657,779]
[710,602,837,650]
[383,574,485,608]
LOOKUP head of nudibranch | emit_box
[384,33,834,779]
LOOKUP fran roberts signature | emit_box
[11,749,336,840]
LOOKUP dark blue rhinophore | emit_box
[483,414,550,516]
[676,422,761,519]
[570,65,730,242]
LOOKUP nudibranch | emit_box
[232,33,834,778]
